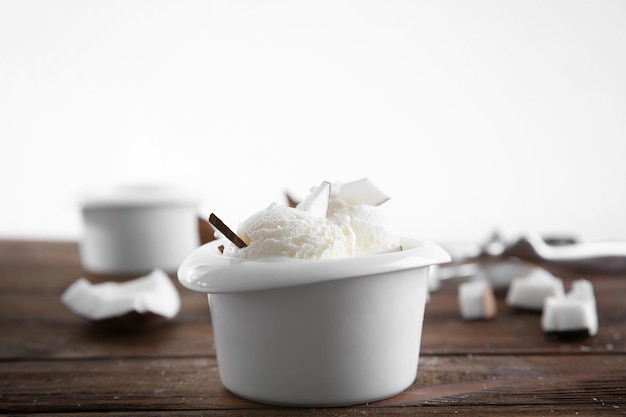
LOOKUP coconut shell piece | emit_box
[61,269,180,328]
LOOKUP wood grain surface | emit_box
[1,240,624,416]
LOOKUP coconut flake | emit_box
[336,177,390,206]
[297,181,331,218]
[61,269,180,321]
[505,268,564,311]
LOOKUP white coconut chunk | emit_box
[297,181,331,218]
[61,268,180,321]
[505,268,564,311]
[458,280,497,320]
[435,263,479,281]
[474,258,537,291]
[428,265,441,292]
[336,177,390,206]
[542,279,598,336]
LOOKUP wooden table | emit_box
[2,240,624,416]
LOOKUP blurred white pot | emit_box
[79,185,199,274]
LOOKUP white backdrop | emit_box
[2,0,625,244]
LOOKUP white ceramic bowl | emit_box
[79,185,199,274]
[178,237,450,407]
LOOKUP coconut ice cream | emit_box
[177,178,450,407]
[220,178,400,260]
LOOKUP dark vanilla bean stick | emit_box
[208,213,248,249]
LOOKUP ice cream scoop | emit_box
[502,232,626,274]
[477,231,626,275]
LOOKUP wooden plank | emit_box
[1,355,623,415]
[2,301,624,361]
[2,240,625,417]
[0,320,215,359]
[12,406,623,417]
[2,275,624,360]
